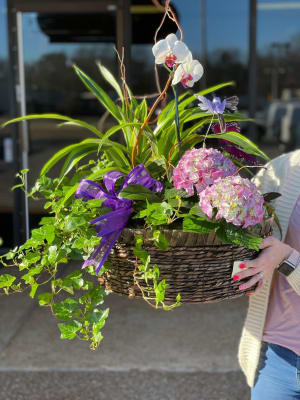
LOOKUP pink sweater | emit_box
[263,194,300,354]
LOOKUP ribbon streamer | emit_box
[75,164,163,273]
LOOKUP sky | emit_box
[1,0,300,63]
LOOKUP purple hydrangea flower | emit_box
[199,175,265,228]
[173,147,238,195]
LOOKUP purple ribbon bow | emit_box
[75,164,163,273]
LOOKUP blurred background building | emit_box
[1,0,300,250]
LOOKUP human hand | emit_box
[232,236,293,296]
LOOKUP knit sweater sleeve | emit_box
[253,155,300,294]
[260,152,300,295]
[252,159,282,194]
[286,266,300,295]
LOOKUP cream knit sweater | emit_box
[238,149,300,387]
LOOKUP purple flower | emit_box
[213,122,240,134]
[199,175,265,228]
[173,147,238,195]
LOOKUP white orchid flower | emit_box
[152,33,190,68]
[172,53,204,88]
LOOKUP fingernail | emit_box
[239,263,246,269]
[247,293,252,296]
[239,285,244,290]
[233,275,240,281]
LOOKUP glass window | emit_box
[257,0,300,150]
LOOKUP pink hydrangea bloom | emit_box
[199,175,265,228]
[173,148,238,195]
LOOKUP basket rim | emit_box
[118,220,272,247]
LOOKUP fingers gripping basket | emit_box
[99,224,272,304]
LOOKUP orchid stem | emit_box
[172,84,181,156]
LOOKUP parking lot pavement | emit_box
[0,273,250,399]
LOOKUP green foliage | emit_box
[119,184,161,203]
[0,274,16,289]
[183,215,218,234]
[216,223,262,251]
[0,63,269,350]
[0,166,110,349]
[133,233,181,310]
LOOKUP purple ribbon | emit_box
[75,164,163,273]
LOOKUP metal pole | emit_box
[6,0,26,245]
[16,12,30,240]
[200,0,207,88]
[116,0,132,85]
[248,0,257,140]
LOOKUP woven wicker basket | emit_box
[100,224,272,304]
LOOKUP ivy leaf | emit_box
[135,202,173,225]
[58,320,82,340]
[32,225,55,244]
[133,248,150,266]
[119,184,160,203]
[39,217,56,226]
[48,245,58,264]
[62,270,85,290]
[38,292,53,306]
[72,237,86,249]
[164,188,191,200]
[155,279,168,303]
[183,215,217,234]
[64,216,86,232]
[152,230,170,250]
[53,298,79,320]
[0,274,16,289]
[89,287,106,307]
[20,252,41,269]
[21,266,43,284]
[29,283,38,298]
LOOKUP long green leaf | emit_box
[99,121,142,150]
[181,114,254,140]
[59,148,96,179]
[158,92,189,125]
[41,141,98,176]
[97,62,124,101]
[74,65,121,121]
[2,114,103,138]
[102,143,131,170]
[206,131,270,160]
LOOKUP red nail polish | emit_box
[247,293,252,296]
[239,263,246,269]
[233,275,240,281]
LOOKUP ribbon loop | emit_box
[75,164,163,273]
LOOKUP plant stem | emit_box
[131,75,173,167]
[172,84,181,156]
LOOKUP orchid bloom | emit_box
[172,53,204,88]
[152,33,190,68]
